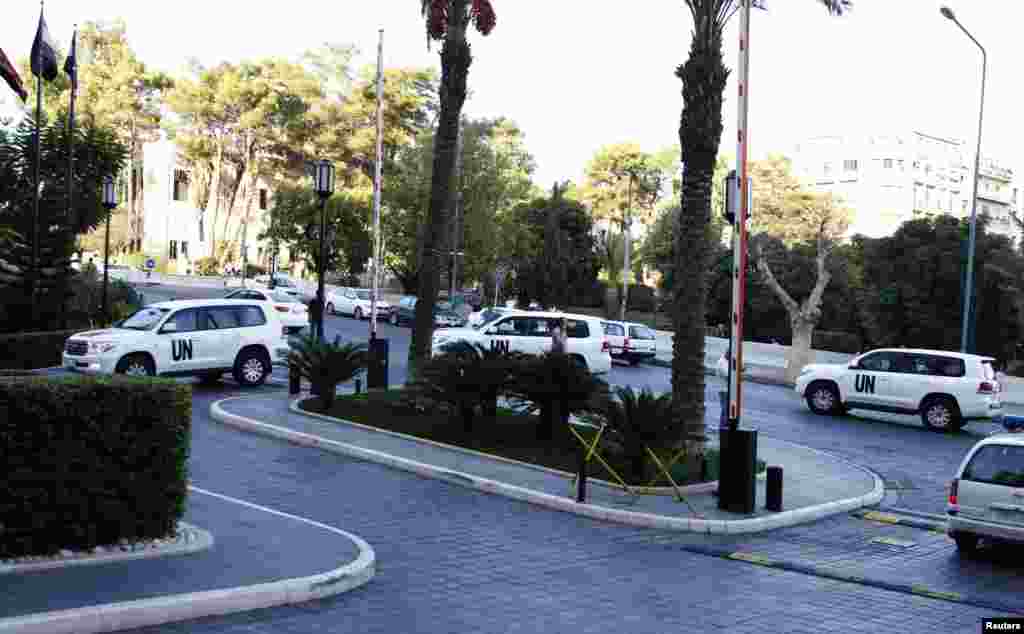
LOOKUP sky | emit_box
[1,0,1021,189]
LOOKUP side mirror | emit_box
[160,322,178,334]
[848,362,858,370]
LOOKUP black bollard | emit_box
[355,378,362,394]
[576,444,587,503]
[289,363,300,395]
[766,465,783,512]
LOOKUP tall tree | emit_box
[409,0,497,379]
[580,143,665,228]
[671,0,850,452]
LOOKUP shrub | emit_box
[0,375,191,557]
[594,386,677,483]
[812,330,862,354]
[194,256,220,276]
[506,352,609,442]
[627,285,657,312]
[288,334,367,410]
[0,330,79,369]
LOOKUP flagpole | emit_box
[31,3,44,326]
[61,26,77,329]
[369,28,384,341]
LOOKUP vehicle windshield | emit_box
[271,290,301,303]
[119,307,170,331]
[630,326,656,339]
[356,290,372,300]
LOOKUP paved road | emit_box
[113,384,1002,633]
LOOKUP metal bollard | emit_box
[766,465,783,512]
[576,444,587,503]
[289,363,300,395]
[355,378,362,394]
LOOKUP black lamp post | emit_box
[312,160,335,342]
[101,176,117,325]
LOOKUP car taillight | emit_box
[978,381,995,395]
[275,306,290,313]
[602,339,610,353]
[949,478,958,505]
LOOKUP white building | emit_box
[974,157,1020,246]
[792,131,971,239]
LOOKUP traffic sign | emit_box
[145,258,157,270]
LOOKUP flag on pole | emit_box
[64,28,77,89]
[30,10,59,82]
[0,47,27,100]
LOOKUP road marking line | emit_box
[862,511,901,524]
[910,586,962,602]
[728,552,776,567]
[871,536,916,548]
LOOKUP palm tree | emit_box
[288,334,367,411]
[600,386,676,483]
[408,0,497,381]
[670,0,850,455]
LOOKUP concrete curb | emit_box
[0,487,376,634]
[677,543,1023,615]
[0,522,213,576]
[211,398,884,535]
[288,398,719,497]
[644,358,795,389]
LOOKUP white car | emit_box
[61,299,291,386]
[431,311,612,374]
[947,432,1024,555]
[100,264,131,282]
[794,348,1003,431]
[601,320,657,366]
[326,287,391,320]
[223,287,308,334]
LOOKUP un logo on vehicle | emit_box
[172,339,194,362]
[855,374,875,394]
[490,339,510,354]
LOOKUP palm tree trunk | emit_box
[672,16,729,454]
[408,1,472,381]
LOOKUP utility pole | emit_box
[620,174,633,322]
[370,28,385,340]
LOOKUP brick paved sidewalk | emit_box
[218,395,877,526]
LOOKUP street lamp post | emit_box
[941,5,986,353]
[101,176,118,324]
[312,160,335,342]
[621,174,634,322]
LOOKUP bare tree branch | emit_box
[755,245,799,314]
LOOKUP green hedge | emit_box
[627,285,657,312]
[0,330,79,370]
[812,330,862,354]
[0,376,191,558]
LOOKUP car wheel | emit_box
[921,396,961,432]
[326,302,335,315]
[115,353,155,377]
[953,532,979,556]
[354,307,363,320]
[233,348,270,387]
[805,381,841,415]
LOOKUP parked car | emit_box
[431,311,612,374]
[100,264,132,282]
[262,274,312,302]
[947,432,1024,555]
[795,348,1003,431]
[61,299,290,386]
[223,287,308,334]
[325,287,392,320]
[601,320,657,366]
[392,296,466,328]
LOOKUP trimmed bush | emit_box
[0,330,79,370]
[627,285,657,312]
[194,256,220,276]
[812,330,862,354]
[0,376,191,558]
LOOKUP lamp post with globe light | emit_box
[311,160,335,342]
[101,176,117,325]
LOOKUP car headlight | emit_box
[89,341,119,354]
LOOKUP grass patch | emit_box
[302,390,731,486]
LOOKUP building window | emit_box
[843,159,858,171]
[259,188,268,210]
[173,169,190,202]
[169,240,178,260]
[883,158,893,169]
[181,241,189,258]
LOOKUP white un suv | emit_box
[795,348,1003,431]
[62,299,291,386]
[431,311,612,374]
